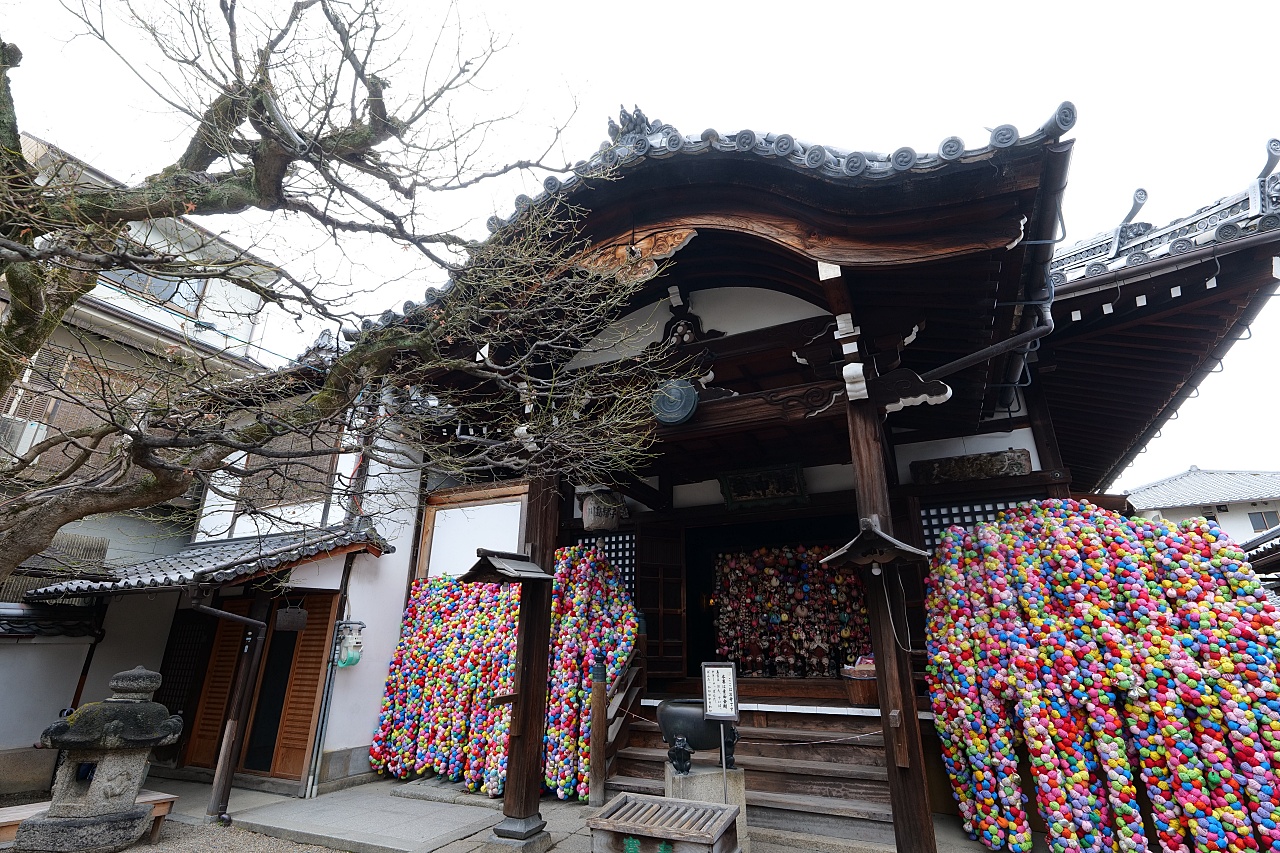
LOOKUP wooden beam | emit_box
[846,399,937,853]
[657,380,846,441]
[827,269,936,853]
[611,474,669,511]
[1023,375,1071,499]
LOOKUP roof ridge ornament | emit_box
[1258,139,1280,180]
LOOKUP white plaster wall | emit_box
[893,427,1042,485]
[570,287,829,368]
[320,464,420,755]
[672,464,855,509]
[805,463,855,494]
[690,287,828,336]
[674,480,723,508]
[1142,500,1280,546]
[80,592,180,703]
[284,554,346,591]
[60,512,190,567]
[0,636,93,750]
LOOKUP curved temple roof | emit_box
[1052,139,1280,286]
[485,102,1078,234]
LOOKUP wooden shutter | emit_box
[269,592,339,780]
[635,525,686,677]
[183,597,252,769]
[2,348,70,423]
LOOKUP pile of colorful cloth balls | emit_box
[927,498,1280,853]
[369,544,636,800]
[714,544,871,677]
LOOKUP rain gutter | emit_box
[920,140,1074,409]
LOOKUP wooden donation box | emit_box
[587,793,740,853]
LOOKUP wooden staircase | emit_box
[603,706,896,845]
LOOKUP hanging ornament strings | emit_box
[369,544,637,800]
[926,498,1280,853]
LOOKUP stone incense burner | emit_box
[655,698,737,774]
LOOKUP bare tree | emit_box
[0,1,678,580]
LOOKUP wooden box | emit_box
[587,793,740,853]
[843,675,878,707]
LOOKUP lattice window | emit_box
[919,494,1046,553]
[577,531,636,596]
[238,424,343,510]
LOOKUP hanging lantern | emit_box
[275,604,309,632]
[582,488,626,531]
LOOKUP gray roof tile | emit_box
[1126,466,1280,510]
[23,525,391,601]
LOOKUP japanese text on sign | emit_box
[701,661,738,721]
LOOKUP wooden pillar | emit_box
[824,269,936,853]
[1022,374,1072,499]
[493,477,560,842]
[847,401,937,853]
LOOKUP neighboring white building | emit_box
[0,134,281,795]
[1126,466,1280,546]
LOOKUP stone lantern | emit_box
[16,666,182,853]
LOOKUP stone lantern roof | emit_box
[40,666,182,751]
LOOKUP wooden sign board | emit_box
[701,662,739,722]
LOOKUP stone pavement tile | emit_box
[548,833,591,853]
[429,839,483,853]
[142,777,290,821]
[231,781,500,853]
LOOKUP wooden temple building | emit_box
[468,107,1280,851]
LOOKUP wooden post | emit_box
[847,399,937,853]
[823,270,936,853]
[1022,375,1072,499]
[493,477,560,842]
[192,596,269,824]
[589,660,608,807]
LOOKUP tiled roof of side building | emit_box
[1126,466,1280,510]
[22,524,391,601]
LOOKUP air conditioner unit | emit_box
[0,415,48,457]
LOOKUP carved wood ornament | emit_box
[579,229,698,284]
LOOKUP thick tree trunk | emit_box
[0,465,194,581]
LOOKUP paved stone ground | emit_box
[135,776,1045,853]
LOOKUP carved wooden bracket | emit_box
[579,229,698,283]
[867,368,952,413]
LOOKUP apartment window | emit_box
[0,348,71,457]
[1250,511,1280,533]
[237,425,344,510]
[100,268,204,315]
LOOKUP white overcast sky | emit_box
[2,0,1278,493]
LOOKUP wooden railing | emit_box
[588,630,647,805]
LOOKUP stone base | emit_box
[475,829,553,853]
[665,765,750,853]
[14,804,150,853]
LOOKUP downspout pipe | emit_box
[303,550,360,798]
[919,140,1074,407]
[190,601,267,825]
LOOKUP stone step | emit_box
[614,747,889,802]
[626,719,887,766]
